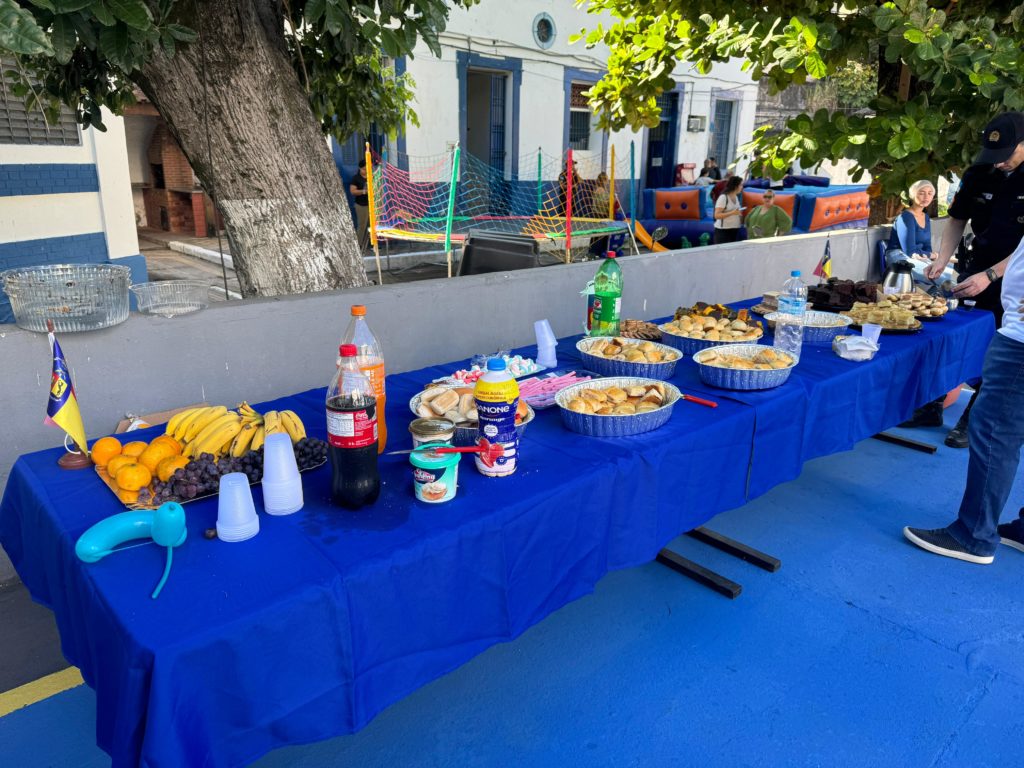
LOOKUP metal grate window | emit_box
[569,110,591,151]
[570,82,590,109]
[0,61,80,146]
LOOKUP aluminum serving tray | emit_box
[576,337,680,381]
[763,310,853,345]
[692,344,797,391]
[554,376,680,437]
[658,323,765,355]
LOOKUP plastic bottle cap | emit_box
[791,270,801,277]
[350,305,366,316]
[340,344,357,357]
[605,251,616,259]
[486,358,507,371]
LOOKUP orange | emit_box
[90,436,122,468]
[139,442,177,473]
[122,441,148,458]
[157,456,190,483]
[114,463,151,492]
[151,435,182,455]
[117,488,140,505]
[105,454,135,478]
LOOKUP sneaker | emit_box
[900,403,944,429]
[998,522,1024,553]
[944,422,969,449]
[903,526,994,564]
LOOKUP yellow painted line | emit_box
[0,667,83,717]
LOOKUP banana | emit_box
[173,406,215,442]
[182,405,228,443]
[166,406,203,437]
[187,412,240,457]
[194,419,243,459]
[237,401,263,424]
[279,410,306,443]
[263,410,282,435]
[250,425,266,452]
[231,422,259,457]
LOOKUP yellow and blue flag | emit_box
[45,332,88,454]
[814,237,832,279]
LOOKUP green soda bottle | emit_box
[592,251,623,336]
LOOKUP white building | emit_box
[0,84,143,323]
[391,0,757,188]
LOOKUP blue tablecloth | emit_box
[0,304,994,768]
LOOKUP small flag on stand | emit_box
[813,236,832,280]
[45,330,88,455]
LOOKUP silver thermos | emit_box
[882,250,916,294]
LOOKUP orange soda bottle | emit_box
[339,305,387,453]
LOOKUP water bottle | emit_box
[774,270,807,361]
[591,252,622,336]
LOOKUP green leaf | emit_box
[903,28,925,44]
[0,0,53,54]
[873,6,902,33]
[887,133,908,159]
[916,41,938,60]
[305,0,326,25]
[105,0,151,30]
[379,27,399,57]
[49,14,76,63]
[52,0,93,11]
[92,1,116,26]
[99,21,129,65]
[165,23,196,43]
[804,52,827,79]
[28,0,56,10]
[903,126,924,152]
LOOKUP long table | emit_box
[0,304,994,767]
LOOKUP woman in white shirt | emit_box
[713,176,744,245]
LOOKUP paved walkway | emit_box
[4,396,1024,766]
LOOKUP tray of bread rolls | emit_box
[555,377,680,437]
[409,384,535,447]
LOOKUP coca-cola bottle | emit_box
[326,344,380,509]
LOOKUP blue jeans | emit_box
[948,332,1024,555]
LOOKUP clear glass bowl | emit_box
[130,280,211,317]
[1,263,131,333]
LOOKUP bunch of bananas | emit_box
[165,403,308,460]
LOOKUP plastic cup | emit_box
[534,319,558,368]
[217,473,259,542]
[261,433,303,516]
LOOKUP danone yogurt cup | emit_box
[410,442,460,503]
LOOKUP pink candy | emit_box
[519,371,592,407]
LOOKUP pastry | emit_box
[564,382,671,416]
[581,337,679,364]
[696,348,795,370]
[429,389,460,415]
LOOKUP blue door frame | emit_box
[457,51,521,178]
[644,91,680,189]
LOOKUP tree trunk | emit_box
[134,0,367,296]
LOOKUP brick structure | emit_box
[141,120,218,236]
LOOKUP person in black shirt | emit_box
[349,159,370,252]
[902,112,1024,446]
[698,157,722,181]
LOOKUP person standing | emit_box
[699,157,722,181]
[903,233,1024,564]
[744,190,792,239]
[899,112,1024,447]
[349,159,371,252]
[712,176,744,245]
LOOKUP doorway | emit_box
[466,70,508,173]
[644,92,678,189]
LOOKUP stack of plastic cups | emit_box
[261,433,304,515]
[534,319,558,369]
[216,473,260,542]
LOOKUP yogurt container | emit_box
[409,417,455,448]
[410,442,460,503]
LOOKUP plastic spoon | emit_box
[680,393,718,408]
[389,438,506,465]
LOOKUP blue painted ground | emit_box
[4,398,1024,767]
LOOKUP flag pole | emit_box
[46,320,91,469]
[629,140,636,235]
[365,142,382,285]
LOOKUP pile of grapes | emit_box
[152,437,329,504]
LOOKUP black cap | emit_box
[976,112,1024,164]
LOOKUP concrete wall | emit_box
[0,225,906,584]
[401,0,757,179]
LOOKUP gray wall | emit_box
[0,224,906,583]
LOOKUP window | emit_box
[0,61,80,146]
[569,82,594,151]
[533,13,556,50]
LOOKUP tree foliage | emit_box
[574,1,1024,196]
[0,0,476,143]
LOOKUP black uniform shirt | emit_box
[350,173,369,206]
[948,163,1024,268]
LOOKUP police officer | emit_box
[904,112,1024,447]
